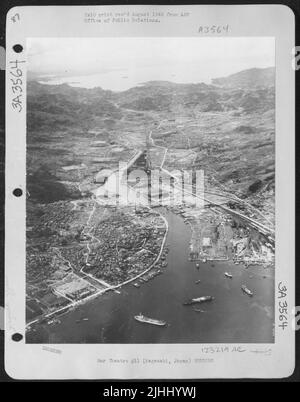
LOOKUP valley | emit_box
[26,67,275,342]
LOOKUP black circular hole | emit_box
[12,333,23,342]
[13,188,23,197]
[13,44,23,53]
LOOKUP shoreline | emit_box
[26,207,169,329]
[26,206,274,344]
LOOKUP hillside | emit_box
[27,67,275,221]
[212,67,275,88]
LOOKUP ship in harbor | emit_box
[193,308,206,313]
[183,296,214,305]
[241,285,254,297]
[134,313,167,327]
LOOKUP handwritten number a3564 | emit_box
[198,25,229,34]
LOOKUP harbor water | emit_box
[27,209,274,344]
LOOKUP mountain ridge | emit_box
[212,66,275,88]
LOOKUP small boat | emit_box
[202,258,207,263]
[241,285,253,297]
[193,308,206,313]
[76,317,89,323]
[195,279,201,284]
[133,282,140,288]
[47,319,55,325]
[47,318,60,325]
[196,263,200,269]
[134,313,166,327]
[224,272,233,279]
[183,296,214,305]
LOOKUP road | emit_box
[27,116,274,329]
[27,147,168,328]
[148,121,275,241]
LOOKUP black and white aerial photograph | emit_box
[25,37,275,344]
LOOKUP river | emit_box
[27,209,274,344]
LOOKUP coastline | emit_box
[27,207,274,344]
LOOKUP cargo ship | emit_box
[183,296,214,305]
[134,314,166,327]
[241,285,253,296]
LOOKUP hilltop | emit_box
[212,67,275,88]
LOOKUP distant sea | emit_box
[35,62,275,92]
[37,67,214,92]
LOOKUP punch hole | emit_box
[12,333,23,342]
[13,188,23,197]
[13,44,23,53]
